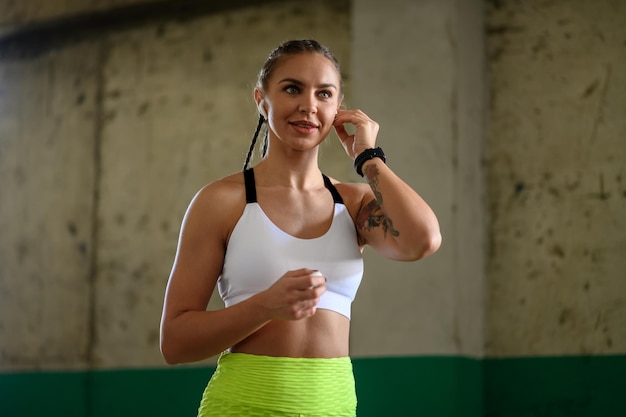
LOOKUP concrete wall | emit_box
[350,0,486,358]
[0,0,486,372]
[0,0,352,371]
[0,41,99,371]
[1,3,489,415]
[486,0,626,357]
[2,0,625,415]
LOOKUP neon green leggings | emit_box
[197,352,357,417]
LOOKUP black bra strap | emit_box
[323,174,344,204]
[243,168,257,203]
[245,169,343,205]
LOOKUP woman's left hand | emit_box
[333,109,379,160]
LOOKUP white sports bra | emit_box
[217,169,364,319]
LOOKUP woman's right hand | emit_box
[258,269,326,321]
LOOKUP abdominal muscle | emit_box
[230,309,350,358]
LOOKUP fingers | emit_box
[283,290,324,320]
[294,271,326,315]
[266,269,326,321]
[333,109,377,128]
[333,122,350,142]
[287,302,319,321]
[287,269,326,288]
[333,109,379,157]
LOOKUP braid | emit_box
[261,131,269,159]
[243,114,265,171]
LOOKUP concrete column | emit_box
[350,0,486,358]
[486,0,626,357]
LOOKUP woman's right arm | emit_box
[159,182,268,364]
[159,181,326,364]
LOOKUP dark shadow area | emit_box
[0,0,281,59]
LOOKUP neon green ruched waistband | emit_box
[198,352,356,416]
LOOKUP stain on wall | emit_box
[486,0,626,356]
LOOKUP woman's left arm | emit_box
[334,109,442,261]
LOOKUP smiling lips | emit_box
[289,120,319,134]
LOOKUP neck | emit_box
[253,152,323,190]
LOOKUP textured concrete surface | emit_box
[1,0,488,370]
[0,0,352,370]
[0,42,100,370]
[486,0,626,356]
[350,0,486,358]
[7,0,619,373]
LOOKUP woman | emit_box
[160,39,441,417]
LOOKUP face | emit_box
[257,53,342,151]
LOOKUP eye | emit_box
[284,85,300,94]
[318,90,332,99]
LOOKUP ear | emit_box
[257,99,267,119]
[254,89,267,119]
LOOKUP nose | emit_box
[298,92,318,114]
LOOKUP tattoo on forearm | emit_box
[357,164,400,238]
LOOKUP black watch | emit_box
[354,147,386,177]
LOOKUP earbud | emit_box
[257,99,267,119]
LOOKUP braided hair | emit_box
[242,39,343,170]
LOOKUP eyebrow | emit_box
[278,78,337,90]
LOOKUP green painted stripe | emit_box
[1,355,624,417]
[0,367,212,417]
[353,356,483,417]
[485,354,626,417]
[0,370,89,416]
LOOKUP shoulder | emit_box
[326,176,372,219]
[183,172,248,240]
[194,172,246,206]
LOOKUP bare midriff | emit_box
[230,309,350,358]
